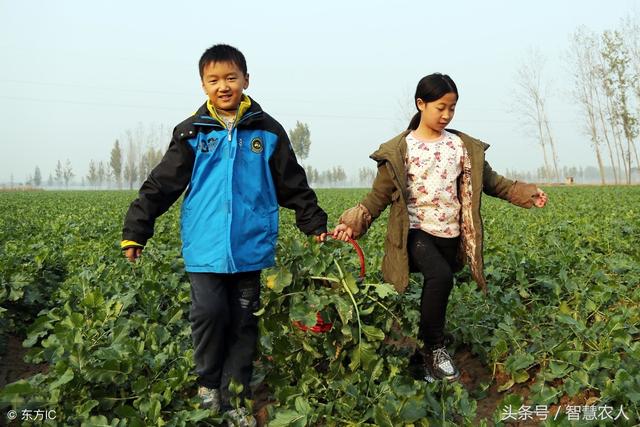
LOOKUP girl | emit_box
[332,73,547,382]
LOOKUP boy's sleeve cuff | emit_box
[309,226,327,236]
[121,240,144,250]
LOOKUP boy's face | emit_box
[201,60,249,114]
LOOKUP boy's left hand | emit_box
[533,188,548,208]
[314,233,327,243]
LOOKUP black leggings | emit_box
[407,229,459,348]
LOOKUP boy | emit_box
[121,44,327,424]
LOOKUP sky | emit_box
[0,0,638,184]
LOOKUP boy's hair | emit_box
[198,44,248,78]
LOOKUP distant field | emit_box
[1,186,638,426]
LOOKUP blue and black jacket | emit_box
[122,96,327,273]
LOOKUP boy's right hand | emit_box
[332,224,354,242]
[124,247,143,262]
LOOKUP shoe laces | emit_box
[226,407,256,427]
[432,347,450,362]
[432,346,454,371]
[198,386,219,402]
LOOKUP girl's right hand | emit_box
[332,224,354,241]
[533,188,548,208]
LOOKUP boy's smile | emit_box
[201,60,249,115]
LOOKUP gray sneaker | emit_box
[198,386,221,412]
[225,407,257,427]
[424,346,460,382]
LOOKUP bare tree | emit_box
[55,160,64,186]
[123,130,138,190]
[120,123,169,188]
[568,27,606,184]
[593,67,621,184]
[322,169,334,186]
[97,161,107,188]
[331,166,347,187]
[139,145,163,183]
[304,165,319,185]
[601,30,637,184]
[87,160,98,187]
[620,14,640,176]
[146,123,167,170]
[358,166,376,187]
[597,32,627,183]
[63,159,74,188]
[396,85,417,132]
[512,48,560,182]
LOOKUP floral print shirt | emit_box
[405,130,466,238]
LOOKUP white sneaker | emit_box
[424,346,460,382]
[197,386,221,412]
[225,407,257,427]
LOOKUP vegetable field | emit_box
[1,186,639,426]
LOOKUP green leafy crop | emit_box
[0,186,638,426]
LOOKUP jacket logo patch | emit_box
[199,137,218,153]
[251,137,263,154]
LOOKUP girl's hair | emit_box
[407,73,459,130]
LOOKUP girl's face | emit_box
[417,92,458,133]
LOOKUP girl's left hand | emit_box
[314,232,327,243]
[533,188,548,208]
[332,224,354,241]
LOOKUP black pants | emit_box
[407,229,459,348]
[188,271,261,407]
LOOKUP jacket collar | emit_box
[371,128,490,162]
[447,129,490,151]
[193,95,263,127]
[369,130,409,163]
[206,94,252,128]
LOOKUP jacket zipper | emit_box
[227,111,262,141]
[225,111,236,269]
[227,110,238,141]
[226,127,236,272]
[197,109,263,272]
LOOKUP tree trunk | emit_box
[587,106,606,185]
[604,94,629,183]
[594,145,606,185]
[596,97,619,184]
[543,113,561,182]
[611,122,628,183]
[535,105,552,182]
[631,139,640,182]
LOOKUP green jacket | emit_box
[345,129,537,293]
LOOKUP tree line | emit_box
[567,18,639,184]
[13,121,376,190]
[18,124,167,190]
[285,121,376,187]
[513,14,639,184]
[15,13,640,193]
